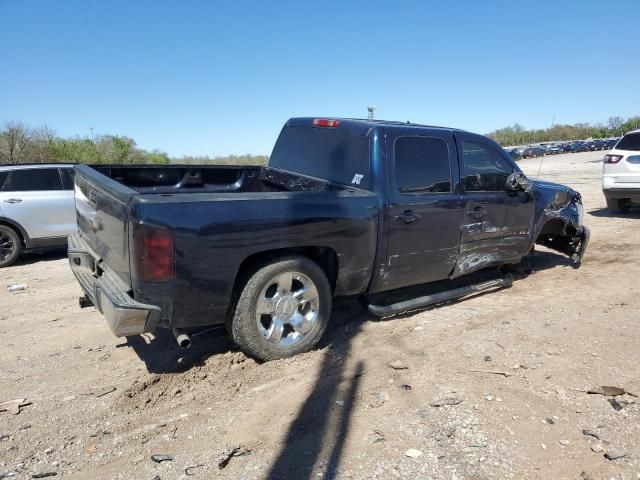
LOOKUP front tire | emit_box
[229,256,332,361]
[0,225,21,268]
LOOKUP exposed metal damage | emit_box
[531,180,590,265]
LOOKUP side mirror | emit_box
[505,172,532,193]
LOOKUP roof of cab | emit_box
[286,117,464,136]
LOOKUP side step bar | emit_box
[367,274,514,317]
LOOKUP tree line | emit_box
[0,121,268,165]
[487,115,640,147]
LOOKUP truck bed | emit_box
[72,164,379,330]
[90,164,343,195]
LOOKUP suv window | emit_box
[0,172,7,190]
[2,168,64,192]
[616,133,640,151]
[462,141,514,192]
[394,137,451,193]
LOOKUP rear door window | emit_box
[394,137,452,193]
[0,172,7,190]
[2,168,64,192]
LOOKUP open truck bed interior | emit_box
[90,164,345,195]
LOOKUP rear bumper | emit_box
[603,188,640,200]
[68,233,161,337]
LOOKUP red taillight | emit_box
[604,154,623,164]
[134,225,174,282]
[313,118,340,128]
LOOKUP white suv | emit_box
[0,164,77,267]
[603,130,640,213]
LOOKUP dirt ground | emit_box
[1,150,639,480]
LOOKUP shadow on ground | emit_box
[123,326,234,374]
[588,207,640,218]
[13,248,67,267]
[266,249,571,479]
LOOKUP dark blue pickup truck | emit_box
[68,117,589,360]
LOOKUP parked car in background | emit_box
[505,148,522,161]
[0,164,77,267]
[603,130,640,212]
[547,144,563,155]
[522,146,545,158]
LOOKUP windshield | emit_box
[616,133,640,151]
[269,126,371,189]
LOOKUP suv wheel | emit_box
[0,225,21,268]
[606,197,631,214]
[229,256,332,361]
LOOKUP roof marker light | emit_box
[313,119,340,128]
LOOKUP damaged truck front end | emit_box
[531,180,590,264]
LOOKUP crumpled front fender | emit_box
[531,181,590,265]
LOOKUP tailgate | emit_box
[74,164,137,286]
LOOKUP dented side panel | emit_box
[454,191,535,277]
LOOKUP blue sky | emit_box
[1,0,638,157]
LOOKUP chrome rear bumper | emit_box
[68,233,161,337]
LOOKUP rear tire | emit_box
[0,225,21,268]
[606,197,631,214]
[228,256,332,361]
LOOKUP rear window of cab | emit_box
[269,126,371,190]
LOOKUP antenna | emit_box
[367,105,376,120]
[536,153,545,179]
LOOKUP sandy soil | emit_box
[1,150,639,480]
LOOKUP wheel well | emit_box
[535,219,577,251]
[536,219,576,238]
[0,220,26,248]
[229,247,339,315]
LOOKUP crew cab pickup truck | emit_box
[68,118,589,360]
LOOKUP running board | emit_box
[367,274,514,317]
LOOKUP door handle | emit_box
[394,210,421,223]
[466,206,487,219]
[4,198,23,204]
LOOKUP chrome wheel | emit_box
[255,271,320,347]
[0,231,15,263]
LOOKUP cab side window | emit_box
[462,141,514,192]
[395,137,452,193]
